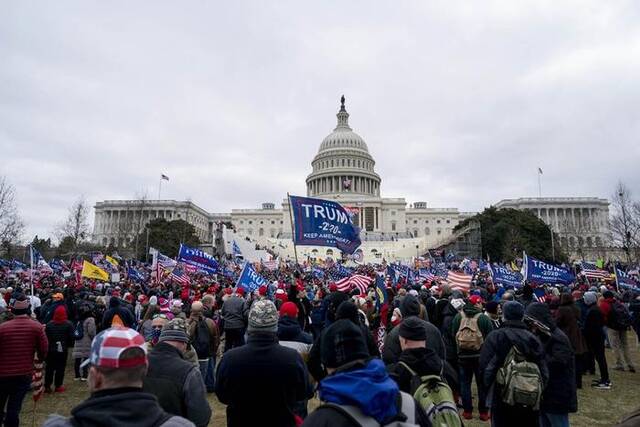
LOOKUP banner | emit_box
[177,244,219,274]
[489,264,523,288]
[81,260,110,282]
[236,262,267,293]
[522,253,575,285]
[615,268,639,290]
[289,195,361,254]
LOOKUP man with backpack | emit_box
[187,301,219,392]
[450,295,493,421]
[479,301,548,427]
[387,317,462,427]
[302,318,431,427]
[601,290,635,372]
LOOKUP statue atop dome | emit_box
[340,95,346,111]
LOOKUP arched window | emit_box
[586,237,593,247]
[326,249,334,256]
[425,227,430,235]
[595,237,603,247]
[259,228,264,237]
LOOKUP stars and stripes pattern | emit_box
[170,266,190,285]
[32,358,44,402]
[533,288,548,303]
[335,274,374,294]
[580,261,609,280]
[446,270,472,292]
[88,327,147,368]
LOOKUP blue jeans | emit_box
[540,412,570,427]
[205,357,216,392]
[0,375,32,427]
[459,359,487,413]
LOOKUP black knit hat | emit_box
[399,317,426,341]
[321,319,369,369]
[399,294,421,317]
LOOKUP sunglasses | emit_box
[152,314,168,320]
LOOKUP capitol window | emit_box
[437,220,441,224]
[249,221,253,224]
[446,219,450,224]
[425,227,430,235]
[413,220,417,224]
[271,220,275,224]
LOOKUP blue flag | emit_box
[232,240,243,257]
[615,268,638,290]
[289,195,361,254]
[237,263,267,293]
[0,259,10,268]
[11,260,27,271]
[522,253,575,285]
[375,273,388,310]
[128,267,145,282]
[177,244,219,274]
[489,264,523,288]
[30,246,50,270]
[312,267,325,279]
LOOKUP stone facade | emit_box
[494,197,611,253]
[92,98,610,262]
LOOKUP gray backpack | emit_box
[319,391,419,427]
[496,330,543,410]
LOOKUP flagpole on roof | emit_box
[286,193,300,265]
[537,167,543,197]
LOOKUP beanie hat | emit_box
[525,302,555,330]
[603,290,614,299]
[149,295,158,306]
[236,287,245,297]
[583,291,597,306]
[258,285,268,296]
[469,295,483,306]
[248,300,278,334]
[53,305,68,324]
[399,294,421,317]
[159,318,190,343]
[320,319,369,369]
[399,317,427,341]
[329,283,338,292]
[279,302,298,318]
[336,300,359,324]
[10,294,30,311]
[503,301,525,321]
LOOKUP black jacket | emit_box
[387,347,443,394]
[439,302,458,363]
[278,315,313,344]
[382,317,445,365]
[539,328,577,414]
[143,342,211,427]
[45,321,74,353]
[102,298,135,329]
[215,332,312,427]
[479,320,548,408]
[42,388,193,427]
[584,303,606,348]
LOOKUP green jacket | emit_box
[450,302,494,359]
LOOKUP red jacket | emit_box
[0,316,48,377]
[600,297,615,325]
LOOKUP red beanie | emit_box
[52,305,68,324]
[258,285,268,296]
[329,283,338,292]
[279,302,298,318]
[236,287,245,296]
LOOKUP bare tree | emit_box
[57,196,91,251]
[610,181,640,262]
[0,176,25,244]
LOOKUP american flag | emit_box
[32,358,44,402]
[533,288,548,303]
[580,261,609,280]
[170,266,190,285]
[418,268,436,283]
[446,270,472,292]
[88,327,147,368]
[335,274,374,294]
[262,259,278,271]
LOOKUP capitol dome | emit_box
[306,96,381,198]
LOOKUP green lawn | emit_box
[20,345,640,426]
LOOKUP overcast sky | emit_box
[2,1,639,241]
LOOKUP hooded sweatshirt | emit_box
[45,306,74,353]
[42,388,194,427]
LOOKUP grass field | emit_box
[19,345,640,427]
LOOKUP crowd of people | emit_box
[0,255,639,427]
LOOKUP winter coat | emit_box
[387,347,443,394]
[186,314,220,359]
[42,388,194,427]
[438,302,459,363]
[450,302,494,361]
[277,315,313,358]
[302,359,431,427]
[555,301,586,355]
[479,320,548,409]
[215,332,312,427]
[72,317,96,359]
[143,342,211,427]
[540,328,577,414]
[584,303,606,349]
[220,296,245,330]
[102,298,135,329]
[382,317,445,365]
[45,310,75,354]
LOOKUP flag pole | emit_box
[537,168,542,197]
[29,245,34,298]
[158,176,162,200]
[286,193,300,265]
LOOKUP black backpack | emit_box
[193,318,212,358]
[74,320,84,341]
[609,301,632,330]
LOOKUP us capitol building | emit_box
[92,98,611,262]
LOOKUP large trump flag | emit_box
[289,195,361,255]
